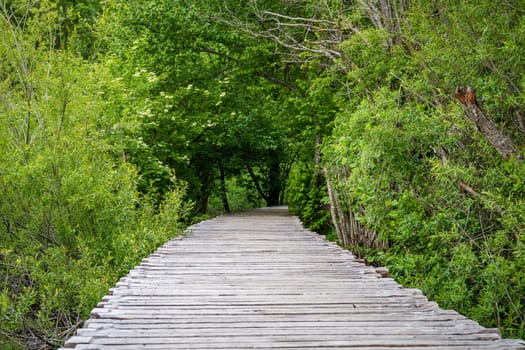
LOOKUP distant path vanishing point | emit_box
[62,206,525,349]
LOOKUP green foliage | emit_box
[95,0,301,212]
[2,0,525,346]
[208,175,265,214]
[286,164,331,233]
[284,72,339,233]
[321,0,525,338]
[0,2,189,348]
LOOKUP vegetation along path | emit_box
[62,207,524,350]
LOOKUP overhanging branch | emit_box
[455,86,522,162]
[200,45,297,91]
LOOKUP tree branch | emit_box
[217,5,351,65]
[261,11,338,25]
[455,86,522,162]
[433,145,504,215]
[200,46,297,91]
[246,163,269,203]
[255,71,297,91]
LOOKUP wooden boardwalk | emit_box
[63,207,525,349]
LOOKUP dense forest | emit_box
[1,0,524,348]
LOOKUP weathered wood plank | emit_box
[61,207,525,350]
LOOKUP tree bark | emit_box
[455,87,522,161]
[358,0,411,46]
[195,173,213,214]
[325,172,345,245]
[433,145,504,215]
[325,171,386,252]
[314,115,323,169]
[267,159,281,206]
[219,164,230,213]
[246,164,270,204]
[517,111,525,134]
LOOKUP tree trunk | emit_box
[219,165,230,213]
[358,0,411,46]
[455,87,522,161]
[195,174,213,214]
[325,172,345,245]
[267,159,281,206]
[325,171,387,252]
[516,111,525,135]
[195,193,209,214]
[327,172,348,246]
[246,164,270,204]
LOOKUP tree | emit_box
[96,0,306,212]
[0,2,189,348]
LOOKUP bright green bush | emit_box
[321,1,525,338]
[0,3,190,348]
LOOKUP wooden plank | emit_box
[62,207,525,350]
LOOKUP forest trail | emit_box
[62,207,524,350]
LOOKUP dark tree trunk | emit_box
[246,164,269,204]
[195,174,213,214]
[455,86,522,162]
[325,170,387,253]
[315,132,322,168]
[195,193,209,214]
[267,160,281,206]
[219,165,230,213]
